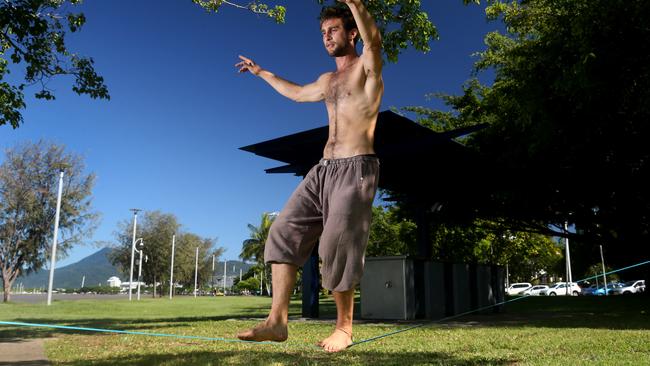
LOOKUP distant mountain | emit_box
[15,248,254,289]
[16,247,125,289]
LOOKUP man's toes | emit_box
[237,330,252,340]
[327,344,340,353]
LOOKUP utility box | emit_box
[360,256,416,320]
[361,257,505,320]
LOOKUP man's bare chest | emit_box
[325,68,362,105]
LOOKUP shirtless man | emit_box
[235,0,383,352]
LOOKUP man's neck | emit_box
[334,52,359,71]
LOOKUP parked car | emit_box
[581,284,600,296]
[506,283,532,295]
[521,285,549,296]
[611,280,646,295]
[592,282,625,296]
[541,282,581,296]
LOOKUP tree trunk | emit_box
[153,275,157,298]
[2,274,13,303]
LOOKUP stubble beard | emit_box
[327,43,351,58]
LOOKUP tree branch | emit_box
[222,0,278,16]
[1,31,28,58]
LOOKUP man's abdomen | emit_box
[323,118,376,159]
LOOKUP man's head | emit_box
[319,6,359,57]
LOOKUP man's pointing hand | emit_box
[236,55,262,75]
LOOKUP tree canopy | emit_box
[403,0,650,278]
[110,211,224,296]
[0,141,97,301]
[0,0,110,128]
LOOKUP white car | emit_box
[541,282,581,296]
[521,285,549,296]
[611,280,646,295]
[506,283,532,295]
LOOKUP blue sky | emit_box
[1,0,500,267]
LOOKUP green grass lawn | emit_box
[1,294,649,365]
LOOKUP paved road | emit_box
[4,293,129,304]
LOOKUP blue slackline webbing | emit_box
[0,320,314,348]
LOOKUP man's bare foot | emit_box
[317,328,353,353]
[236,320,288,342]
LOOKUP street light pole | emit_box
[193,247,199,298]
[137,248,143,301]
[223,260,227,296]
[46,172,64,306]
[600,245,608,296]
[169,234,175,299]
[564,222,573,296]
[128,209,141,301]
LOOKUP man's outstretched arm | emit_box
[236,55,329,103]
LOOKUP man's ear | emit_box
[349,28,359,43]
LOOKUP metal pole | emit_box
[194,247,199,298]
[137,249,143,300]
[169,235,175,299]
[47,172,64,306]
[564,222,573,295]
[81,276,85,289]
[600,245,608,296]
[240,268,242,283]
[212,255,215,290]
[128,209,141,301]
[223,260,227,296]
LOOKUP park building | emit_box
[119,281,146,291]
[107,276,121,288]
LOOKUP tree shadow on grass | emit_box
[470,295,650,330]
[51,349,516,366]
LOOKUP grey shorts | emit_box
[264,154,380,292]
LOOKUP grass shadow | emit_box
[471,295,650,330]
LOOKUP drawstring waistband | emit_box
[319,154,378,167]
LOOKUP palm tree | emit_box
[240,212,276,295]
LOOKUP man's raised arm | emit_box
[339,0,382,76]
[236,55,329,103]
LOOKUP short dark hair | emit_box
[319,5,360,44]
